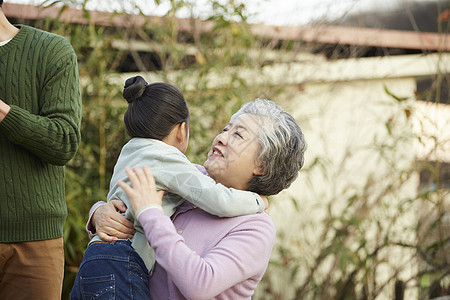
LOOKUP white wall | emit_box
[264,76,421,299]
[259,54,450,299]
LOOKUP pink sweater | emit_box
[140,201,275,299]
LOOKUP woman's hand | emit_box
[92,199,135,242]
[118,166,165,215]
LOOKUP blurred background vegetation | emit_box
[8,0,449,298]
[37,0,273,297]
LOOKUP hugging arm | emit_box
[156,153,265,216]
[87,200,135,242]
[141,209,274,298]
[88,146,266,241]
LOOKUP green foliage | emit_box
[26,0,268,298]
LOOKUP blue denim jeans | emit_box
[70,240,150,300]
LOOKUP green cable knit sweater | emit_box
[0,25,82,242]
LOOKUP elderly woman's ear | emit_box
[253,166,264,176]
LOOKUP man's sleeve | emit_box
[0,38,82,166]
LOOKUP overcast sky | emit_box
[6,0,435,25]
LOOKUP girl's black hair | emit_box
[123,76,189,140]
[0,0,3,8]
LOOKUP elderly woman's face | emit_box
[204,113,262,190]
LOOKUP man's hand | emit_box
[92,199,135,242]
[0,100,11,122]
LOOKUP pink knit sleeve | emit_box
[138,209,275,299]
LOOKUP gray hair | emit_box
[231,98,307,195]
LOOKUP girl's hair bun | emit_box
[123,76,148,103]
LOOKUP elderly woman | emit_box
[88,99,306,299]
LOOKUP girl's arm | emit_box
[154,151,265,217]
[109,139,264,217]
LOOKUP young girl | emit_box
[70,76,265,299]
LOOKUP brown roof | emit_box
[252,24,449,51]
[3,2,449,51]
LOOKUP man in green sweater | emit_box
[0,1,82,298]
